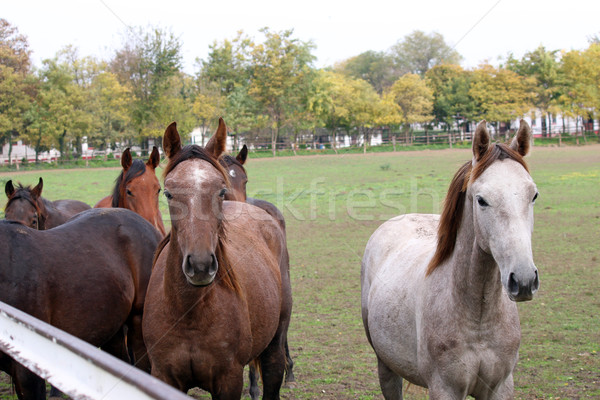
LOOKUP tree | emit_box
[388,73,433,146]
[90,70,132,151]
[426,64,474,131]
[560,44,600,139]
[335,50,396,93]
[469,63,534,134]
[111,26,182,149]
[391,31,462,77]
[247,28,315,156]
[0,19,34,163]
[506,46,561,136]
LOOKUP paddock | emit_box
[1,144,599,399]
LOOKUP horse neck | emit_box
[163,229,213,309]
[448,197,505,318]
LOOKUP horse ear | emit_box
[148,146,160,169]
[510,119,532,156]
[31,177,43,199]
[163,122,181,158]
[5,180,15,198]
[236,144,248,165]
[472,120,490,162]
[121,148,132,171]
[205,117,227,159]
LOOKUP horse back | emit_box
[0,209,160,345]
[43,198,91,228]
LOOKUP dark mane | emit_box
[219,155,246,174]
[426,143,529,276]
[112,159,147,208]
[162,145,239,293]
[4,183,47,229]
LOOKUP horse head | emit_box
[114,147,166,236]
[219,145,248,202]
[162,119,230,286]
[4,177,46,229]
[469,120,540,301]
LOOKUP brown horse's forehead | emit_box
[165,159,225,188]
[227,164,247,180]
[128,169,160,189]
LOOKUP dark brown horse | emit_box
[143,119,292,399]
[220,146,294,398]
[0,208,161,399]
[95,146,166,236]
[4,177,90,229]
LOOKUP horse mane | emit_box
[4,183,47,229]
[112,159,147,208]
[219,154,246,174]
[426,143,529,276]
[162,145,240,294]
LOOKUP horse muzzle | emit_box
[182,252,218,286]
[506,267,540,302]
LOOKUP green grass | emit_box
[0,144,599,399]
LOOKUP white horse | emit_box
[361,120,540,399]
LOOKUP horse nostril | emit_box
[184,255,195,277]
[508,272,519,296]
[209,253,218,274]
[533,270,540,290]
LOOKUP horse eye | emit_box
[158,188,162,195]
[164,190,173,200]
[32,220,37,226]
[476,196,489,207]
[126,189,133,196]
[532,192,538,203]
[219,188,227,198]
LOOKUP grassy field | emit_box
[0,144,599,399]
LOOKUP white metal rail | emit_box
[0,301,191,400]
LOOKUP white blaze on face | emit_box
[229,169,236,178]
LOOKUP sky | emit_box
[3,0,599,74]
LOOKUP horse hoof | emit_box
[283,381,298,389]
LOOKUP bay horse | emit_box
[94,146,166,236]
[361,120,540,399]
[220,145,294,398]
[0,208,161,399]
[4,177,90,229]
[220,145,287,233]
[143,119,292,399]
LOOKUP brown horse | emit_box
[0,208,161,399]
[143,119,292,399]
[4,177,90,229]
[94,146,166,235]
[220,146,294,398]
[220,145,286,234]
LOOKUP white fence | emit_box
[0,301,191,400]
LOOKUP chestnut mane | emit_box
[426,143,530,276]
[161,144,239,294]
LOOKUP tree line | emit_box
[1,18,599,161]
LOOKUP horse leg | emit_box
[377,356,403,400]
[248,360,261,400]
[127,314,151,373]
[489,374,514,400]
[258,334,286,400]
[283,339,296,386]
[101,327,130,363]
[12,363,45,400]
[211,367,244,400]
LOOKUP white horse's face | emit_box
[470,159,539,301]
